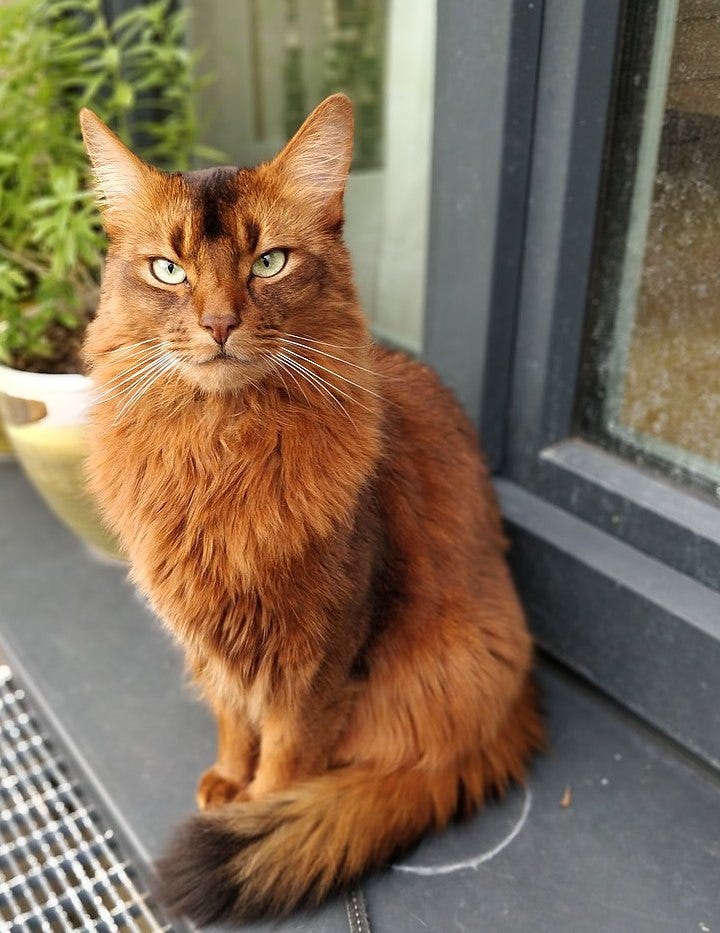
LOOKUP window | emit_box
[429,0,720,768]
[580,0,720,497]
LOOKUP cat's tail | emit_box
[155,678,544,926]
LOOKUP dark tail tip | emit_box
[154,813,239,927]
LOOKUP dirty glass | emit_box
[188,0,436,353]
[579,0,720,496]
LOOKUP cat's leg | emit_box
[247,689,355,799]
[196,705,259,810]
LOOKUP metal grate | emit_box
[0,663,170,932]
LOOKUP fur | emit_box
[80,94,544,925]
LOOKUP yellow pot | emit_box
[0,364,124,561]
[0,421,13,460]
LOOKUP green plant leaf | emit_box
[0,0,212,369]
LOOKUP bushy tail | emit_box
[155,678,544,926]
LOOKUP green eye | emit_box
[251,249,287,278]
[151,258,187,285]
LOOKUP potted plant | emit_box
[0,0,209,557]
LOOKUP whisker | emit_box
[277,350,375,424]
[97,344,169,383]
[99,341,167,370]
[283,332,373,351]
[260,352,297,404]
[94,367,168,405]
[275,352,339,404]
[106,338,163,356]
[281,347,385,404]
[94,347,171,399]
[283,353,378,418]
[99,356,173,407]
[272,357,312,407]
[280,337,379,378]
[276,352,357,427]
[279,353,377,419]
[112,355,178,425]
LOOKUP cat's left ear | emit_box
[79,109,157,226]
[272,94,354,217]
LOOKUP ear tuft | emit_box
[273,94,354,212]
[79,109,154,215]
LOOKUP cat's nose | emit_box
[201,312,239,346]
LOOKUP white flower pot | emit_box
[0,364,123,560]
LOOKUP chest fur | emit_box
[89,400,376,669]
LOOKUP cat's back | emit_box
[373,345,483,460]
[371,345,505,552]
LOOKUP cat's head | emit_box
[80,95,367,396]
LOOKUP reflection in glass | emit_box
[580,0,720,494]
[189,0,435,352]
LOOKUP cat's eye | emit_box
[251,249,287,278]
[151,258,187,285]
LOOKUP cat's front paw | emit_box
[196,766,245,810]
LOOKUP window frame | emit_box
[422,0,544,470]
[423,0,720,769]
[504,0,720,591]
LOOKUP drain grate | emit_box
[0,663,170,931]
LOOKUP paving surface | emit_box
[0,462,718,932]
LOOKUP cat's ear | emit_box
[79,109,156,222]
[272,94,354,215]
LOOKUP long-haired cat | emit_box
[79,94,543,925]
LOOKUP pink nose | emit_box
[201,312,238,346]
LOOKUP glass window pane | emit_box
[579,0,720,496]
[188,0,436,353]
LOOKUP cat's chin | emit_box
[195,349,254,367]
[179,355,264,395]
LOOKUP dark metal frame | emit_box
[423,0,720,770]
[422,0,544,470]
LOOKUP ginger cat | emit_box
[79,94,543,925]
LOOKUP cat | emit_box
[79,94,544,925]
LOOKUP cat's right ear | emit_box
[79,109,155,225]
